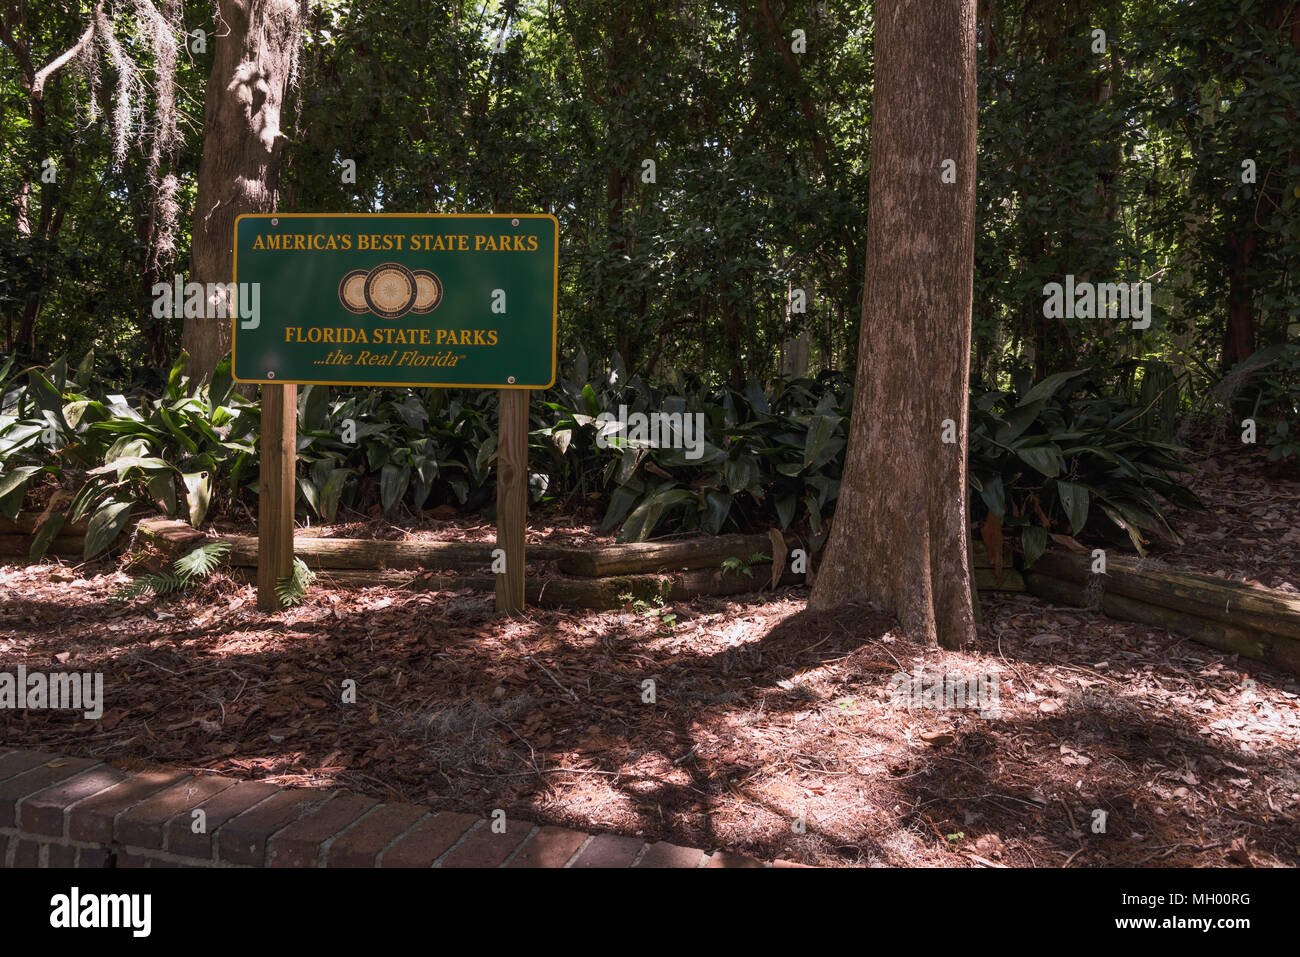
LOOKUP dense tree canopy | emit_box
[5,0,1291,391]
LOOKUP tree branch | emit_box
[32,16,96,100]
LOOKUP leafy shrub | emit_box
[969,368,1201,564]
[537,351,850,541]
[117,541,232,600]
[1,350,1203,562]
[275,557,316,608]
[1237,343,1300,462]
[295,384,496,521]
[1116,358,1185,443]
[0,351,256,558]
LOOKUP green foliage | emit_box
[281,0,872,385]
[0,2,203,364]
[719,552,770,579]
[3,349,1206,564]
[969,368,1201,562]
[0,351,256,558]
[116,541,231,601]
[294,383,496,521]
[536,351,849,543]
[631,598,677,634]
[1237,343,1300,461]
[275,557,316,608]
[1117,359,1184,443]
[4,0,1296,418]
[174,540,233,579]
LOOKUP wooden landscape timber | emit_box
[14,515,1299,675]
[12,517,1027,605]
[124,517,1025,610]
[1025,550,1300,674]
[225,565,808,609]
[214,532,571,570]
[556,533,801,577]
[150,522,1020,581]
[0,514,90,535]
[0,533,87,559]
[0,512,91,558]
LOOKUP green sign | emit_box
[232,213,557,388]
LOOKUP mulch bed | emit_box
[2,449,1298,867]
[1158,443,1300,592]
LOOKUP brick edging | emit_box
[0,749,800,868]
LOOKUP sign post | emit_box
[257,384,297,611]
[495,388,528,614]
[232,213,558,614]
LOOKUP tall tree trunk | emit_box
[184,0,301,382]
[15,154,73,353]
[809,0,978,650]
[1222,231,1257,369]
[1221,4,1299,369]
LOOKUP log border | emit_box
[11,513,1297,674]
[124,517,1025,611]
[1025,550,1300,674]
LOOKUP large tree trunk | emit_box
[184,0,301,382]
[1222,231,1257,370]
[808,0,978,650]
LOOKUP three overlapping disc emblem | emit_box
[338,263,443,319]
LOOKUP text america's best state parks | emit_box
[231,213,558,388]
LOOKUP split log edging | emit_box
[129,518,1024,610]
[0,513,89,560]
[1025,550,1300,675]
[12,514,1296,673]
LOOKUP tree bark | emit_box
[1223,231,1257,370]
[184,0,301,382]
[808,0,978,650]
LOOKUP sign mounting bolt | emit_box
[507,376,516,384]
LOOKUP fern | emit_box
[116,572,185,600]
[275,557,316,607]
[115,541,231,601]
[174,541,231,579]
[720,551,771,579]
[720,556,753,578]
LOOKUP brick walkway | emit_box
[0,749,795,868]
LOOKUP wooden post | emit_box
[258,383,297,611]
[495,388,528,614]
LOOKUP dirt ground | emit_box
[2,443,1297,867]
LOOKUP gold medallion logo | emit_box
[338,263,442,318]
[410,269,444,314]
[338,269,369,314]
